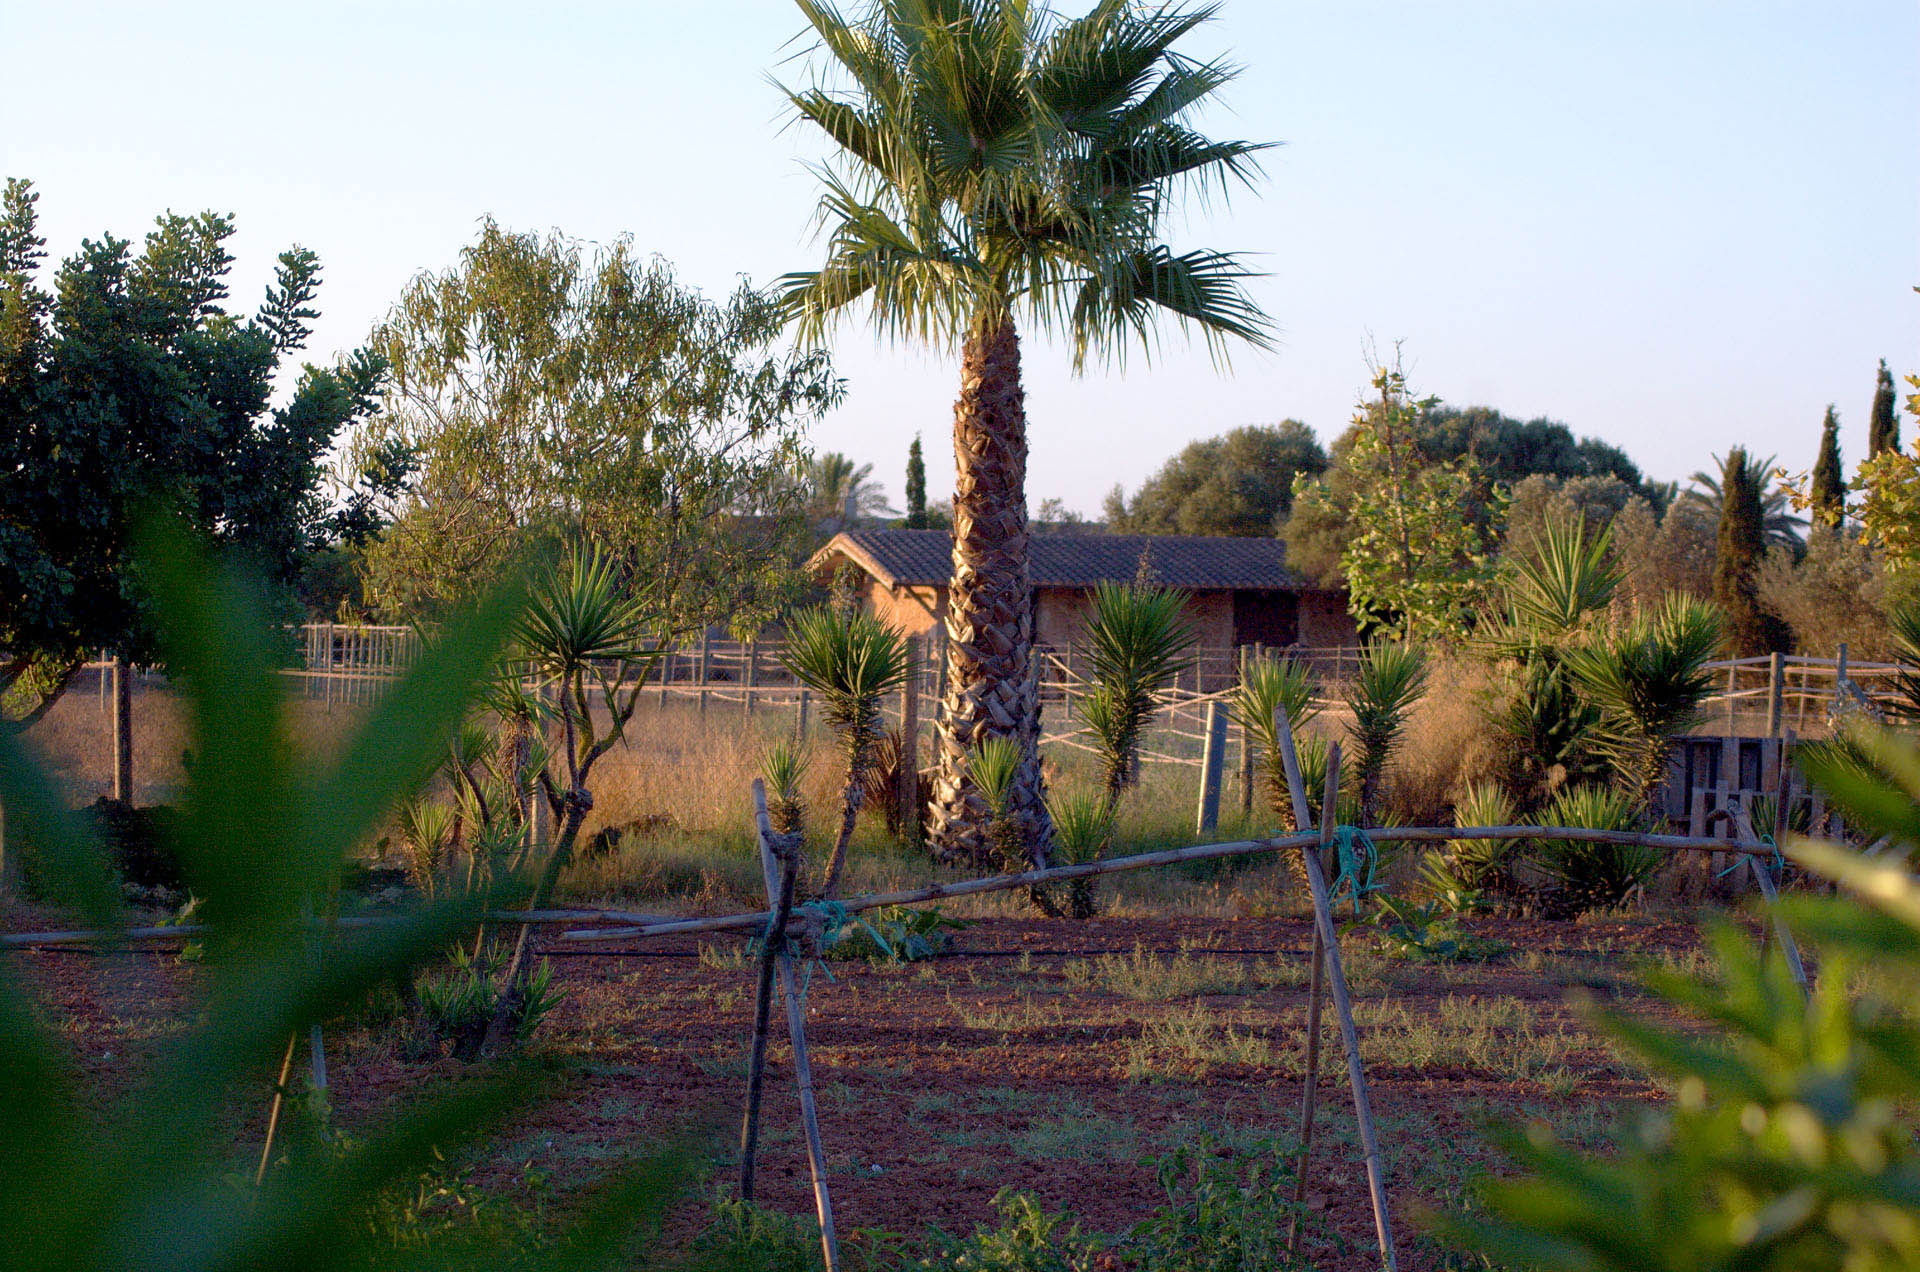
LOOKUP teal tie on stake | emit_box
[1331,825,1384,915]
[1717,832,1785,882]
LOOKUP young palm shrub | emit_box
[782,606,908,898]
[1077,581,1197,801]
[967,736,1026,871]
[1043,789,1114,920]
[760,739,810,840]
[1346,643,1429,824]
[395,800,459,901]
[1421,780,1518,912]
[1228,654,1320,830]
[1563,594,1724,806]
[1886,594,1920,724]
[1531,784,1662,918]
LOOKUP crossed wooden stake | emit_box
[733,703,1407,1272]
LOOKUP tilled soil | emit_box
[7,908,1701,1270]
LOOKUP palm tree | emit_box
[1563,594,1723,806]
[801,450,895,527]
[778,0,1273,863]
[781,606,910,897]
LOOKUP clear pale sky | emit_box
[8,1,1916,515]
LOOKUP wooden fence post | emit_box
[698,631,713,716]
[797,689,811,741]
[1194,701,1227,835]
[111,656,133,803]
[899,637,921,845]
[1766,651,1784,737]
[744,640,759,720]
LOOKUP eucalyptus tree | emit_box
[354,220,841,638]
[778,0,1274,863]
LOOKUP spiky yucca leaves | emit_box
[1228,654,1319,831]
[761,740,811,840]
[0,527,687,1271]
[779,0,1273,861]
[967,736,1026,872]
[1530,784,1661,918]
[1439,728,1920,1270]
[782,606,908,897]
[1564,594,1724,806]
[395,801,459,901]
[1420,780,1517,913]
[857,728,917,841]
[1886,595,1920,725]
[1040,789,1112,920]
[1077,581,1197,801]
[1346,643,1428,824]
[1490,515,1622,648]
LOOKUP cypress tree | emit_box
[1810,404,1845,527]
[1713,447,1791,654]
[904,434,929,528]
[1869,358,1899,456]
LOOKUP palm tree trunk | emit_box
[928,316,1053,866]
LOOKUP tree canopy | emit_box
[351,220,842,636]
[0,177,379,724]
[1103,420,1326,537]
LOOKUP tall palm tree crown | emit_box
[779,0,1274,862]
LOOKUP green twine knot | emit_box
[1718,832,1784,882]
[1331,826,1384,915]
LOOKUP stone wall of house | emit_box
[1297,590,1359,650]
[865,579,944,637]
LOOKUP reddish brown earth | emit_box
[6,909,1702,1270]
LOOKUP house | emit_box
[809,529,1357,669]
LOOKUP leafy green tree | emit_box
[0,177,381,726]
[1103,421,1326,537]
[1711,447,1792,655]
[1293,363,1501,640]
[904,435,929,529]
[1811,404,1846,527]
[778,0,1273,864]
[354,219,839,637]
[1870,357,1900,457]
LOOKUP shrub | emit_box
[1530,784,1662,918]
[762,739,811,839]
[1563,594,1722,804]
[1346,643,1428,823]
[411,949,561,1062]
[1042,789,1113,920]
[825,905,969,963]
[1076,581,1197,800]
[1420,780,1517,912]
[1123,1136,1323,1272]
[1228,654,1319,829]
[1436,725,1920,1270]
[914,1190,1102,1272]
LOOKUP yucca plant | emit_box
[856,728,917,843]
[760,739,811,840]
[395,800,459,902]
[1077,581,1197,802]
[484,546,661,1054]
[1530,783,1662,918]
[1229,654,1319,830]
[1886,594,1920,724]
[1346,643,1428,824]
[782,606,908,897]
[1564,594,1724,806]
[1043,789,1113,920]
[1420,780,1518,913]
[967,735,1026,873]
[1439,725,1920,1270]
[0,524,680,1270]
[1487,515,1623,650]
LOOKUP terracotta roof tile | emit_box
[816,529,1314,591]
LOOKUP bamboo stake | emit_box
[255,1033,299,1187]
[751,785,841,1272]
[1293,740,1398,1271]
[1733,808,1809,998]
[740,780,800,1202]
[1281,710,1330,1256]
